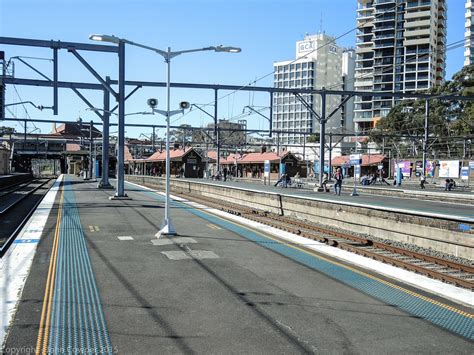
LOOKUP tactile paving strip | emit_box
[48,180,113,354]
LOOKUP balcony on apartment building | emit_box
[406,1,432,9]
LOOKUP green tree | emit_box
[370,65,474,158]
[307,134,320,143]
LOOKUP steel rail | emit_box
[166,186,474,290]
[0,179,38,198]
[0,179,53,257]
[0,179,51,214]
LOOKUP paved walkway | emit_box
[3,176,473,353]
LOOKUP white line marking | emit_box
[151,237,197,246]
[161,250,219,260]
[0,175,63,345]
[117,236,134,241]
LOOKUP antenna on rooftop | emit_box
[319,12,324,34]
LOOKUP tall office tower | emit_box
[341,49,356,132]
[273,33,350,145]
[354,0,447,132]
[466,0,474,66]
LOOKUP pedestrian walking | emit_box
[334,168,343,195]
[420,174,426,189]
[274,173,290,188]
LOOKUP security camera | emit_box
[179,101,190,110]
[147,98,158,109]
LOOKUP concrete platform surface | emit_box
[3,175,473,354]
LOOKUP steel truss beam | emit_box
[3,77,474,102]
[5,117,469,141]
[0,36,118,53]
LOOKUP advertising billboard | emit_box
[438,160,460,178]
[395,161,411,177]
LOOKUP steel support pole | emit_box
[269,92,273,138]
[422,99,429,177]
[328,132,333,178]
[276,133,280,156]
[1,56,5,120]
[303,134,306,167]
[53,48,58,115]
[99,76,112,188]
[318,90,327,190]
[89,120,93,180]
[214,89,220,173]
[157,47,176,236]
[112,40,127,198]
[152,126,156,151]
[216,127,221,174]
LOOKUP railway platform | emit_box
[2,175,473,353]
[187,178,474,222]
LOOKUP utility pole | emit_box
[89,120,93,180]
[328,132,333,178]
[98,76,113,188]
[422,99,429,177]
[318,89,327,191]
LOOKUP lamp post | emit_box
[90,34,240,237]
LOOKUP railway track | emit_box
[176,190,474,290]
[0,179,51,214]
[0,178,54,257]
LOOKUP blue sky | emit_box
[0,0,468,139]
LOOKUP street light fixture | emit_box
[90,34,241,237]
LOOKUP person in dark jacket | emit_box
[334,168,343,195]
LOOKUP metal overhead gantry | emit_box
[0,36,121,191]
[2,36,474,190]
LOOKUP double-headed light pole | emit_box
[89,34,241,236]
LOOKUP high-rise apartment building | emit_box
[466,0,474,66]
[354,0,447,132]
[341,50,356,132]
[273,33,353,145]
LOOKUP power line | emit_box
[172,2,400,125]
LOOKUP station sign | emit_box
[349,154,362,166]
[461,167,469,180]
[354,165,361,179]
[264,160,270,178]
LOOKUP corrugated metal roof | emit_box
[332,154,386,167]
[128,147,196,162]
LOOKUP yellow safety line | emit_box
[35,187,64,354]
[197,206,473,319]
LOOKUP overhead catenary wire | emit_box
[4,65,37,131]
[172,2,400,126]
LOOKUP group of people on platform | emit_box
[361,172,391,186]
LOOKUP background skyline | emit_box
[0,0,468,140]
